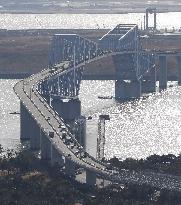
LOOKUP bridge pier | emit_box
[176,56,181,85]
[51,96,86,146]
[86,169,96,186]
[29,116,41,150]
[51,97,81,122]
[115,80,141,100]
[159,56,167,90]
[20,101,31,140]
[74,116,86,147]
[64,157,75,177]
[41,131,52,160]
[142,67,156,93]
[51,145,64,167]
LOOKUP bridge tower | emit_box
[145,7,157,31]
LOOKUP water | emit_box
[0,80,22,151]
[1,12,181,159]
[79,81,181,160]
[104,86,181,160]
[2,79,181,159]
[1,12,181,30]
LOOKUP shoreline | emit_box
[0,29,181,80]
[0,10,181,15]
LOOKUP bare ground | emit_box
[1,29,181,78]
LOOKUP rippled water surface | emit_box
[0,80,22,151]
[1,12,181,30]
[80,81,181,159]
[1,12,181,158]
[2,80,181,159]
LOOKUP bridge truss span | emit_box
[14,24,181,190]
[44,24,155,99]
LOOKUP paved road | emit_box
[14,56,181,192]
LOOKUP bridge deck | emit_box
[14,64,181,191]
[13,22,181,190]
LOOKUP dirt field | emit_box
[1,29,181,78]
[0,29,108,77]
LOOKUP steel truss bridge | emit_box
[14,24,181,190]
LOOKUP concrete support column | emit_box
[142,67,156,93]
[74,116,86,147]
[159,55,167,90]
[146,10,148,30]
[64,157,75,177]
[115,80,141,100]
[29,115,41,150]
[51,96,81,122]
[20,101,31,140]
[51,145,64,167]
[41,131,51,160]
[176,56,181,85]
[86,169,96,186]
[85,119,98,158]
[154,11,157,30]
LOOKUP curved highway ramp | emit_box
[13,61,181,191]
[13,24,181,191]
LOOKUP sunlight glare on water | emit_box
[1,12,181,30]
[80,81,181,160]
[0,80,22,151]
[1,80,181,159]
[1,11,181,158]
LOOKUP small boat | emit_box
[87,116,92,120]
[9,111,20,115]
[98,96,113,99]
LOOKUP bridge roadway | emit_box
[14,55,181,192]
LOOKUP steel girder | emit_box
[39,65,84,98]
[39,24,155,98]
[49,34,98,67]
[99,24,139,52]
[137,52,155,79]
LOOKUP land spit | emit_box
[0,29,181,79]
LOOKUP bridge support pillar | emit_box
[74,116,86,148]
[30,116,41,150]
[51,97,81,122]
[115,80,141,100]
[41,131,51,160]
[86,169,96,186]
[20,101,31,140]
[142,67,156,93]
[176,56,181,85]
[159,56,167,90]
[51,145,64,167]
[64,157,75,177]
